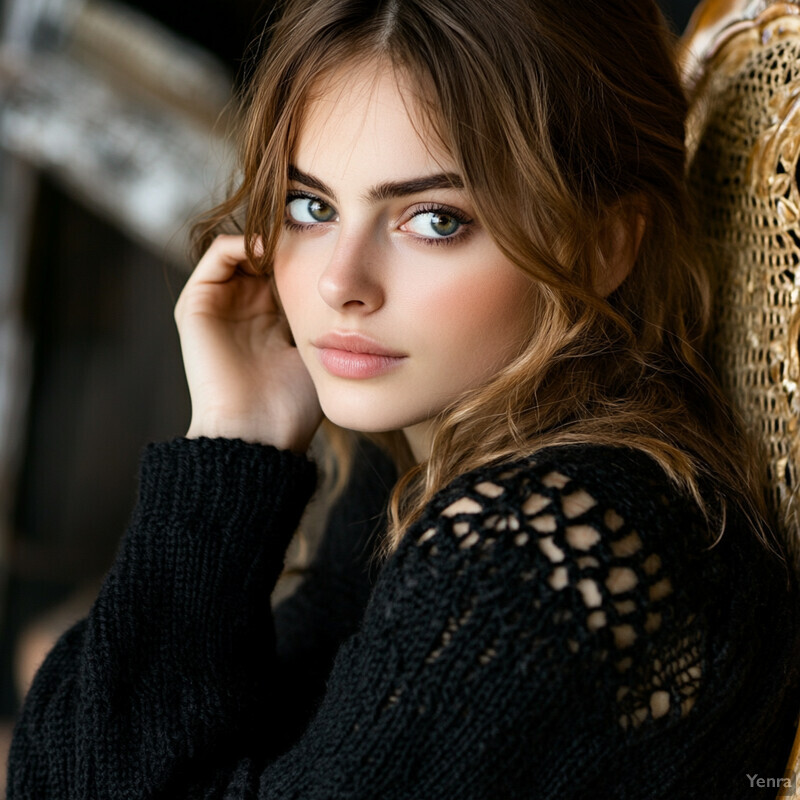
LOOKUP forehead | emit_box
[292,61,455,182]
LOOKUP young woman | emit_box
[8,0,800,797]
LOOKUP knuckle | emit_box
[211,233,241,250]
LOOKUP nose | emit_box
[317,231,385,313]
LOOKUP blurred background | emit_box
[0,0,700,788]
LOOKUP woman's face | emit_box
[273,63,534,458]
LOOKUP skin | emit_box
[176,62,640,460]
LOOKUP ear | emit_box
[595,200,647,297]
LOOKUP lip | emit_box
[312,331,407,379]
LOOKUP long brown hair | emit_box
[195,0,770,558]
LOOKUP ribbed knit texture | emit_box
[7,437,800,799]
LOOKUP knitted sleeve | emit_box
[272,439,395,743]
[7,438,783,798]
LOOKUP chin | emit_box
[318,392,423,435]
[322,407,405,434]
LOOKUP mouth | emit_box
[312,332,407,379]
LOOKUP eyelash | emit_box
[283,191,331,233]
[406,203,474,247]
[282,192,474,247]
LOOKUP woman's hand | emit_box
[175,235,322,452]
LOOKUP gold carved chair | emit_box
[682,1,800,795]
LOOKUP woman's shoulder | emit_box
[387,443,797,747]
[401,442,792,657]
[414,443,718,566]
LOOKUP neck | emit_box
[403,419,434,463]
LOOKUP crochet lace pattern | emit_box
[7,438,799,799]
[407,458,701,733]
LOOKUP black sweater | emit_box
[7,437,800,798]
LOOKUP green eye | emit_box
[405,211,464,238]
[286,196,337,224]
[429,213,460,236]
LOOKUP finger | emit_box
[187,235,250,285]
[236,236,265,277]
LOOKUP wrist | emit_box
[186,414,315,453]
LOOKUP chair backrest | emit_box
[684,0,800,565]
[785,721,800,798]
[682,3,800,795]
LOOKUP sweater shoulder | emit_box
[415,443,710,563]
[390,444,749,734]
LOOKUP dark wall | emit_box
[126,0,274,75]
[658,0,699,32]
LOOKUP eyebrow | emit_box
[288,165,464,204]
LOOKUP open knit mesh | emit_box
[686,3,800,561]
[404,461,704,733]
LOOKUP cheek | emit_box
[412,260,532,376]
[272,239,317,328]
